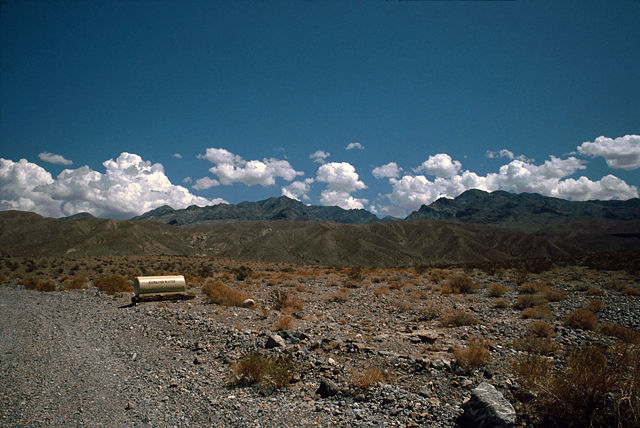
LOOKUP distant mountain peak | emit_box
[60,212,95,221]
[406,190,640,229]
[133,196,388,226]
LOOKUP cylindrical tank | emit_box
[133,275,186,297]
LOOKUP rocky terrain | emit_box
[1,256,639,427]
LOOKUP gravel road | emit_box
[0,287,332,427]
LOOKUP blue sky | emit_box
[1,1,639,219]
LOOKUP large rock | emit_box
[316,379,340,398]
[457,382,516,427]
[410,329,439,344]
[265,334,285,349]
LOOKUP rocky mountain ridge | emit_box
[131,190,640,229]
[132,196,395,226]
[406,189,640,230]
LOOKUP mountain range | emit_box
[1,190,639,267]
[131,196,396,225]
[131,190,640,230]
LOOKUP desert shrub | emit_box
[494,298,509,308]
[273,314,295,331]
[528,321,554,338]
[532,345,640,427]
[60,275,89,291]
[349,366,388,391]
[564,308,598,330]
[623,286,640,297]
[511,353,552,390]
[94,274,131,295]
[521,304,554,320]
[197,264,213,278]
[272,290,304,313]
[514,268,529,286]
[585,299,604,312]
[598,322,640,344]
[513,294,547,310]
[414,264,431,275]
[203,280,249,307]
[584,287,604,296]
[427,268,448,284]
[21,276,55,292]
[453,338,491,373]
[346,267,363,281]
[603,279,627,292]
[388,279,404,290]
[416,302,442,320]
[294,282,310,293]
[513,336,558,356]
[40,279,56,291]
[487,283,509,297]
[373,285,390,296]
[231,352,296,389]
[519,282,544,294]
[572,282,591,292]
[441,274,477,294]
[544,289,568,302]
[343,280,360,289]
[326,289,349,303]
[439,309,478,327]
[231,265,252,281]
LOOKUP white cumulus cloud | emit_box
[172,153,183,159]
[485,149,533,162]
[310,150,331,164]
[281,178,314,201]
[414,153,462,178]
[372,162,400,179]
[577,135,640,170]
[38,152,73,165]
[316,162,366,193]
[199,147,302,186]
[378,153,637,217]
[316,162,367,209]
[0,158,59,216]
[320,190,368,210]
[485,149,515,160]
[346,142,364,150]
[556,175,638,201]
[192,176,220,190]
[0,153,222,219]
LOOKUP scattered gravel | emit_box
[1,265,639,427]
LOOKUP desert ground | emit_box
[1,255,639,427]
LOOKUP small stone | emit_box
[265,334,286,348]
[241,298,256,308]
[125,401,134,410]
[193,356,203,365]
[316,379,340,398]
[418,386,432,397]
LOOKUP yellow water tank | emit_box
[133,275,186,297]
